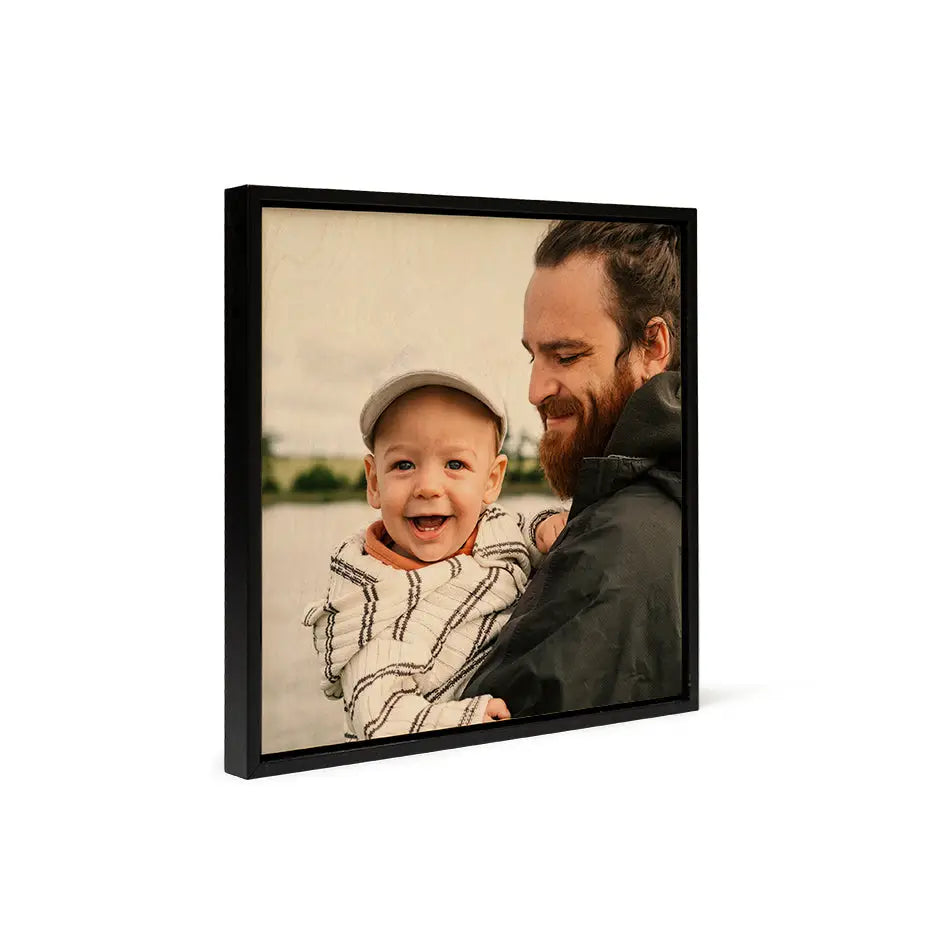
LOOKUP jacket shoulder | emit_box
[564,482,680,580]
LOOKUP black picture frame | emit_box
[225,185,698,779]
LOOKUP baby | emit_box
[303,367,567,742]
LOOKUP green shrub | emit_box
[505,461,545,484]
[262,477,281,494]
[292,464,346,492]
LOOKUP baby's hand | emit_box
[535,511,569,553]
[482,698,511,722]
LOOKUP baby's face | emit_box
[364,387,507,563]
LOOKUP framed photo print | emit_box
[225,185,698,778]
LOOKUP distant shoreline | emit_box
[262,481,554,507]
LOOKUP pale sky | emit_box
[261,207,554,456]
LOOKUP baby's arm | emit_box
[535,511,569,553]
[341,637,508,739]
[483,697,511,721]
[517,508,568,563]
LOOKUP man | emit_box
[463,221,683,716]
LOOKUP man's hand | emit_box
[482,698,511,722]
[535,511,569,553]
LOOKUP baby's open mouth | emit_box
[408,515,452,536]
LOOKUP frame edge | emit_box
[225,186,259,779]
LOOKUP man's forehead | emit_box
[525,253,608,304]
[523,257,614,338]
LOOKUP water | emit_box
[261,495,563,753]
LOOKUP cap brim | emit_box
[360,370,507,451]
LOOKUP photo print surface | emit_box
[259,205,685,756]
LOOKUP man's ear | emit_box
[638,316,672,380]
[363,454,381,509]
[482,453,509,505]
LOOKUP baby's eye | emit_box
[393,460,415,471]
[446,460,466,471]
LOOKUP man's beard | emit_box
[538,375,633,500]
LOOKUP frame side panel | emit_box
[224,187,254,778]
[681,213,699,709]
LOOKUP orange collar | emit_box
[364,519,479,570]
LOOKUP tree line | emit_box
[261,432,546,495]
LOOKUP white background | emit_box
[4,3,936,936]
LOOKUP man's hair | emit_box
[534,221,681,371]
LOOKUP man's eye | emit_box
[446,460,465,471]
[393,460,415,471]
[557,353,583,365]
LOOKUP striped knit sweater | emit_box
[303,504,560,741]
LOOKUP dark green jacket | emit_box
[464,372,683,716]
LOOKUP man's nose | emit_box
[413,466,444,499]
[528,360,559,407]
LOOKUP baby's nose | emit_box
[413,467,444,498]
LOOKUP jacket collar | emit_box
[569,372,682,518]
